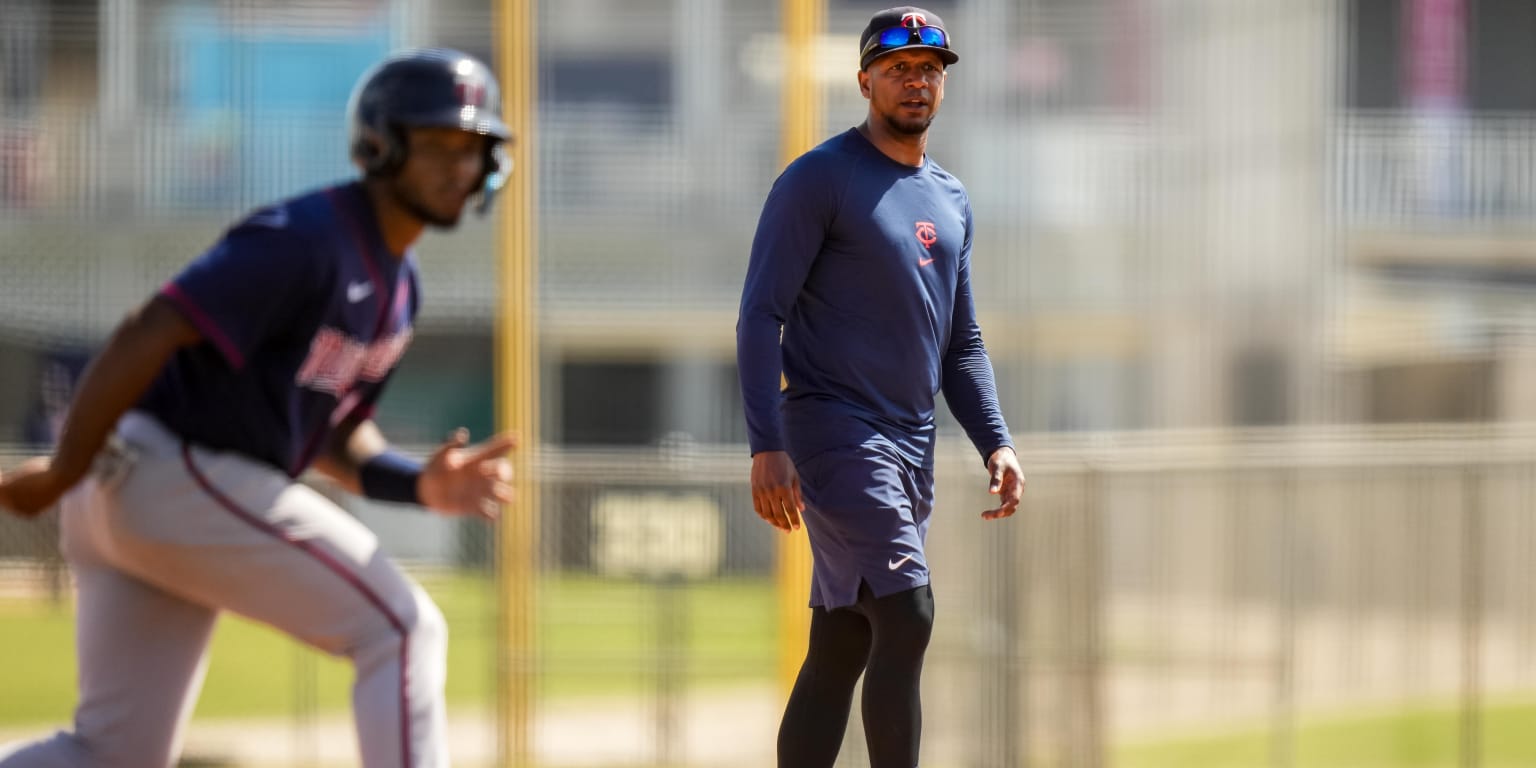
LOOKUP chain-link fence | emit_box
[10,429,1536,766]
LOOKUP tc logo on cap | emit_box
[455,76,487,108]
[900,12,927,28]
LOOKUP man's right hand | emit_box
[0,457,72,519]
[0,295,200,521]
[750,450,804,533]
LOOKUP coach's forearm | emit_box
[50,297,200,482]
[941,341,1013,463]
[736,315,789,454]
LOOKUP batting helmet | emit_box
[347,48,512,214]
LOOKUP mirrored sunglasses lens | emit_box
[917,27,946,47]
[878,27,912,48]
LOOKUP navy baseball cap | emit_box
[859,6,959,70]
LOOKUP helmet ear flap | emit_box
[353,124,407,176]
[378,124,408,175]
[353,127,387,175]
[353,133,383,173]
[482,140,501,179]
[473,140,512,216]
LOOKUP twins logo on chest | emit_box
[915,221,938,267]
[295,275,413,397]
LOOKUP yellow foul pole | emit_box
[495,0,538,765]
[777,0,823,698]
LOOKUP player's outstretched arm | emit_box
[315,417,516,520]
[0,457,56,518]
[981,446,1024,521]
[312,414,389,496]
[0,297,201,518]
[417,429,516,519]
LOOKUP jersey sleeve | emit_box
[158,209,324,370]
[736,153,842,456]
[941,201,1015,463]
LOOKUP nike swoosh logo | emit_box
[888,553,917,570]
[918,257,935,267]
[347,280,374,303]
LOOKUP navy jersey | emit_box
[141,182,419,477]
[737,128,1011,469]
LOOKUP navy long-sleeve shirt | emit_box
[737,128,1012,469]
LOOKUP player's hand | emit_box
[0,457,70,519]
[751,451,803,533]
[982,446,1024,520]
[418,429,517,520]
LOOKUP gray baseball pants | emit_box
[0,412,450,767]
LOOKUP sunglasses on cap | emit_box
[860,24,950,60]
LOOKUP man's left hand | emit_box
[982,446,1024,521]
[418,429,517,520]
[0,457,70,519]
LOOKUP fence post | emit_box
[1461,464,1484,768]
[1083,465,1106,768]
[1270,466,1298,768]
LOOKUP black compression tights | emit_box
[777,583,935,768]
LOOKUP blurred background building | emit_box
[6,0,1536,766]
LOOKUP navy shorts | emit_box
[795,442,935,609]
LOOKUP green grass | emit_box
[1115,699,1536,768]
[538,574,778,698]
[0,571,775,726]
[0,599,78,724]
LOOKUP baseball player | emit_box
[0,48,514,768]
[736,7,1025,767]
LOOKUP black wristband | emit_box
[359,451,422,505]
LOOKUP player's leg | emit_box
[99,415,449,768]
[166,454,447,768]
[0,473,218,768]
[856,456,936,767]
[776,603,872,768]
[797,445,935,767]
[777,444,893,767]
[0,566,219,768]
[857,582,935,768]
